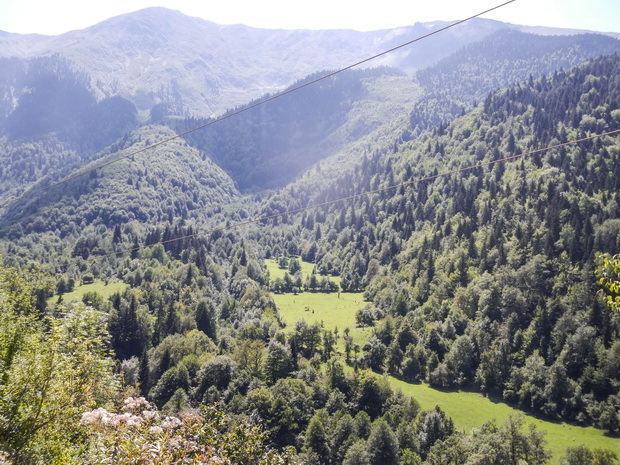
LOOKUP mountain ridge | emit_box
[1,9,620,461]
[1,7,617,117]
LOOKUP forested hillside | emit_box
[0,55,138,149]
[1,124,240,236]
[173,30,620,192]
[0,54,139,210]
[0,11,619,464]
[175,67,419,191]
[407,30,620,137]
[258,54,620,430]
[4,52,619,465]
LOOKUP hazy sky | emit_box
[0,0,618,35]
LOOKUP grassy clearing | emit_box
[49,280,128,306]
[266,258,314,279]
[271,290,370,347]
[387,377,620,462]
[270,256,620,460]
[266,258,342,287]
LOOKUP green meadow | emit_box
[269,258,620,462]
[388,377,620,462]
[271,290,370,347]
[266,258,342,287]
[49,280,128,306]
[268,258,370,345]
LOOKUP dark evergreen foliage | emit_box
[175,67,405,191]
[256,54,620,429]
[1,27,620,464]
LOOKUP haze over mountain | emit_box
[0,7,618,117]
[1,7,620,463]
[1,8,617,202]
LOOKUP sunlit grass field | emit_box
[268,258,370,345]
[271,290,371,347]
[48,280,128,306]
[266,258,342,287]
[388,377,620,462]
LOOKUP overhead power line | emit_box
[102,127,620,258]
[0,0,516,210]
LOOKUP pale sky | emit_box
[0,0,618,35]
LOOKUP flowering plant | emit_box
[80,397,295,465]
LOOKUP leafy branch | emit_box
[596,253,620,313]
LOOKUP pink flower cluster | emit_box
[80,397,230,465]
[80,407,143,429]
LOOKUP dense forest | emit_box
[407,30,620,136]
[0,13,619,465]
[258,54,620,427]
[175,67,409,191]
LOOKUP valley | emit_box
[270,262,620,463]
[0,7,619,464]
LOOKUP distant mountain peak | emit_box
[0,8,617,118]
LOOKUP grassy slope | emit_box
[266,258,342,288]
[272,291,370,347]
[269,258,620,460]
[49,280,128,306]
[268,258,369,344]
[388,377,620,462]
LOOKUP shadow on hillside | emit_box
[388,373,618,435]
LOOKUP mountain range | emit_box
[1,7,618,117]
[0,8,618,207]
[1,8,620,463]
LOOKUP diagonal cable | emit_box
[102,127,620,258]
[0,0,516,210]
